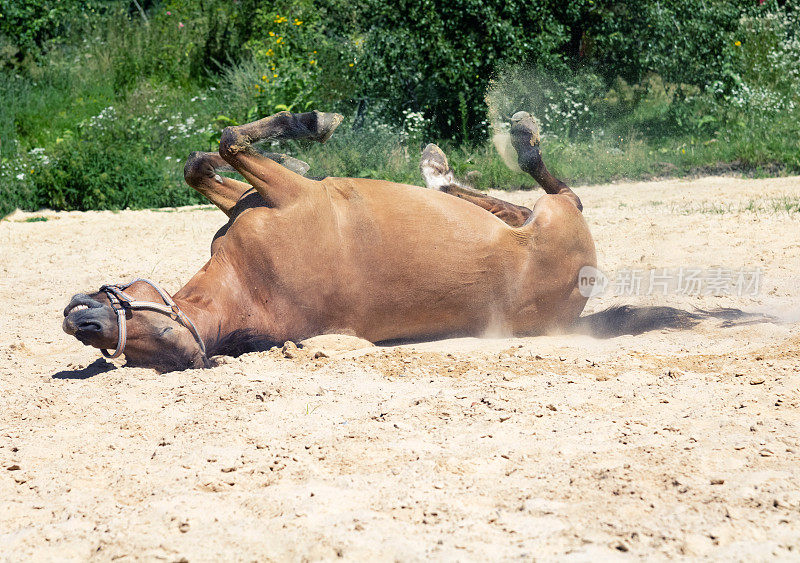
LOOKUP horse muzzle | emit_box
[63,294,116,344]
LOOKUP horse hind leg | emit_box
[219,110,342,208]
[509,112,583,212]
[420,144,458,190]
[420,143,532,228]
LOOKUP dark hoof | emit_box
[509,111,542,174]
[184,151,212,184]
[509,111,541,150]
[219,126,254,159]
[314,111,344,143]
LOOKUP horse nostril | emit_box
[77,320,102,333]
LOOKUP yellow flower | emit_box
[734,40,741,46]
[349,62,354,67]
[269,31,275,37]
[276,37,283,44]
[262,75,267,80]
[266,48,274,57]
[310,59,316,65]
[273,73,278,78]
[294,19,303,25]
[681,148,686,154]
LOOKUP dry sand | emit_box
[1,176,799,560]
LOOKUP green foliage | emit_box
[348,0,569,141]
[733,10,800,98]
[27,96,214,211]
[0,0,109,61]
[244,3,354,112]
[32,143,167,211]
[1,0,800,218]
[588,0,743,87]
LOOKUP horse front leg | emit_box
[184,149,313,216]
[218,110,342,208]
[184,151,252,217]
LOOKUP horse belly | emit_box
[227,182,536,341]
[337,183,528,340]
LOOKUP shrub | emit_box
[347,0,569,142]
[0,0,109,58]
[23,95,217,212]
[32,141,172,211]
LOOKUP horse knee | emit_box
[531,194,580,229]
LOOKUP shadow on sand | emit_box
[52,358,117,380]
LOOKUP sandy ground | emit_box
[1,175,799,561]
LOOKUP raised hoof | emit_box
[276,154,310,176]
[509,111,542,174]
[184,151,212,184]
[421,143,449,171]
[420,143,454,190]
[313,111,344,143]
[219,126,256,159]
[509,111,541,149]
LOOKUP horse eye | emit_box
[159,327,173,336]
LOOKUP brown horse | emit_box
[62,110,597,371]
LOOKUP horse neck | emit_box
[169,255,249,345]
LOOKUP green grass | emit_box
[671,196,800,215]
[289,125,800,193]
[1,7,799,217]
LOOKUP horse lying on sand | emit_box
[62,110,703,371]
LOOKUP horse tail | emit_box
[572,305,778,338]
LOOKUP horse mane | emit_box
[141,329,278,373]
[204,328,278,360]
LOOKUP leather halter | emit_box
[99,278,206,360]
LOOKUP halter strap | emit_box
[99,278,206,360]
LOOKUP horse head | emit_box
[63,279,208,371]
